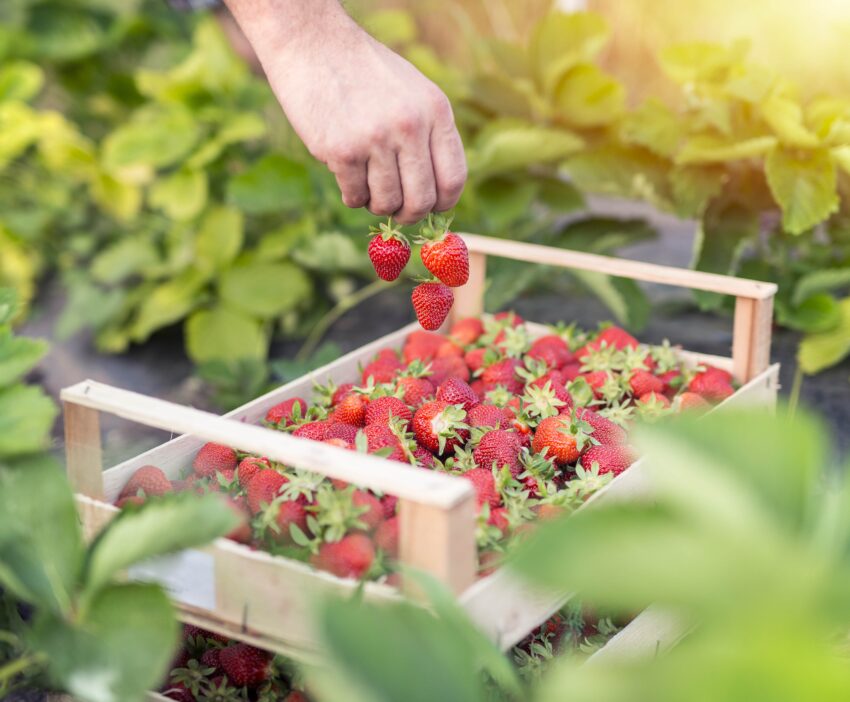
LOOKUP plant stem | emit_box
[0,653,44,689]
[295,279,399,363]
[788,363,804,418]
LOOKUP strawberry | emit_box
[463,467,500,507]
[494,311,523,326]
[413,446,436,468]
[284,693,310,702]
[657,369,683,396]
[628,370,664,397]
[116,495,145,509]
[403,330,445,363]
[331,383,355,406]
[335,393,369,426]
[364,423,405,460]
[638,391,671,408]
[293,420,331,441]
[689,366,735,403]
[429,355,470,384]
[411,282,453,331]
[561,362,582,381]
[368,221,411,281]
[200,648,222,673]
[193,443,237,478]
[219,643,271,687]
[163,683,193,702]
[374,516,399,557]
[467,403,510,430]
[225,498,252,544]
[677,391,711,413]
[361,357,403,385]
[482,358,523,394]
[419,223,469,287]
[581,370,610,399]
[588,326,639,353]
[273,500,308,542]
[381,493,399,519]
[236,456,269,488]
[527,335,574,368]
[364,396,412,428]
[264,397,307,426]
[473,429,521,474]
[246,469,288,514]
[436,377,478,411]
[464,347,487,374]
[450,317,485,345]
[436,340,464,358]
[396,376,435,407]
[532,413,594,466]
[574,407,627,445]
[412,400,469,455]
[353,490,385,531]
[326,422,360,444]
[312,533,375,579]
[120,465,171,498]
[580,444,636,476]
[488,507,510,534]
[528,371,572,407]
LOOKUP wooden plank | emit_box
[61,381,473,510]
[733,296,774,383]
[399,495,477,596]
[460,233,778,300]
[586,607,687,664]
[451,251,487,322]
[63,402,104,500]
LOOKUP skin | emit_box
[222,0,467,224]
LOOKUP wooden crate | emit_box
[61,233,779,659]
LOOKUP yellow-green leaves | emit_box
[469,120,583,177]
[765,146,838,235]
[149,168,208,222]
[226,154,312,215]
[554,64,624,128]
[194,206,244,273]
[186,307,267,364]
[0,60,43,103]
[676,134,777,164]
[798,297,850,374]
[218,262,312,319]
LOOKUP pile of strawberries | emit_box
[116,313,737,582]
[161,624,308,702]
[367,214,469,330]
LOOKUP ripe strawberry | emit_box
[264,397,307,426]
[273,500,308,542]
[436,340,464,358]
[413,446,436,468]
[527,335,574,368]
[236,456,269,488]
[464,347,487,373]
[331,383,355,406]
[436,377,478,411]
[381,493,398,519]
[335,393,369,426]
[689,366,735,403]
[284,693,309,702]
[561,362,582,381]
[374,516,399,557]
[403,330,445,363]
[574,407,627,445]
[312,533,375,579]
[588,326,639,353]
[473,429,521,474]
[488,507,510,534]
[532,415,591,466]
[219,643,271,687]
[494,311,524,326]
[368,227,411,281]
[580,444,636,476]
[657,369,683,396]
[420,230,469,287]
[450,317,485,345]
[116,495,145,509]
[528,371,573,407]
[163,683,193,702]
[120,465,171,498]
[467,403,510,430]
[637,391,671,408]
[361,357,404,385]
[326,421,360,444]
[677,391,711,413]
[482,358,523,394]
[412,400,469,455]
[629,370,664,397]
[430,355,470,384]
[365,396,412,428]
[193,443,237,478]
[581,370,610,398]
[293,420,331,441]
[353,490,385,531]
[225,498,252,544]
[246,469,288,514]
[200,648,222,673]
[463,467,500,507]
[411,282,454,331]
[364,423,405,460]
[396,376,435,407]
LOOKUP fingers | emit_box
[333,160,369,209]
[365,150,403,217]
[395,133,437,225]
[429,96,467,212]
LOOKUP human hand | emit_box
[225,0,467,224]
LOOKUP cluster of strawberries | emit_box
[367,215,469,330]
[162,625,307,702]
[116,313,736,581]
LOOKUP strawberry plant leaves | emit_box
[677,134,777,164]
[535,175,586,213]
[194,205,244,273]
[28,582,177,702]
[659,40,749,86]
[0,328,47,386]
[185,307,267,364]
[90,237,159,285]
[554,63,625,129]
[0,384,57,457]
[218,261,312,318]
[128,269,207,343]
[570,271,650,331]
[0,60,44,103]
[148,168,208,222]
[792,267,850,306]
[83,492,238,598]
[620,98,685,159]
[226,154,312,215]
[669,165,726,218]
[765,146,839,235]
[89,171,142,222]
[291,232,367,274]
[798,297,850,374]
[761,94,820,148]
[468,120,583,177]
[0,288,17,325]
[775,294,842,334]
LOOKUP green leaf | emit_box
[185,307,267,364]
[793,267,850,307]
[84,493,237,597]
[226,154,312,215]
[0,457,83,613]
[554,216,657,254]
[535,176,586,213]
[660,40,749,85]
[128,270,206,342]
[776,294,841,333]
[798,297,850,374]
[90,237,159,285]
[0,328,47,386]
[219,262,312,319]
[761,95,820,148]
[0,60,44,103]
[186,113,267,169]
[290,232,366,273]
[554,63,624,128]
[0,384,58,457]
[149,169,208,222]
[670,165,726,218]
[469,120,583,177]
[26,5,111,61]
[677,134,777,164]
[467,73,537,121]
[0,288,17,324]
[195,205,244,273]
[90,171,142,222]
[472,176,539,230]
[765,146,838,235]
[570,271,650,330]
[29,583,178,702]
[620,98,685,158]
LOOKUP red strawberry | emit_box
[293,420,331,441]
[528,371,573,407]
[494,311,523,326]
[413,446,436,468]
[637,391,671,408]
[273,500,308,542]
[467,403,510,430]
[590,326,639,352]
[163,683,193,702]
[629,370,664,397]
[429,355,470,384]
[364,423,405,460]
[284,693,310,702]
[353,490,385,531]
[482,358,523,394]
[312,533,375,579]
[580,444,636,476]
[200,648,222,673]
[116,495,145,509]
[335,393,369,426]
[264,397,307,426]
[246,469,288,514]
[374,516,399,557]
[361,357,404,385]
[464,347,487,373]
[368,229,411,281]
[364,396,412,428]
[436,377,478,411]
[488,507,509,534]
[225,498,252,544]
[527,335,574,368]
[581,370,610,398]
[412,282,454,331]
[396,376,435,407]
[473,429,521,474]
[193,443,237,478]
[381,493,399,519]
[120,465,171,498]
[677,391,711,413]
[532,415,586,466]
[325,422,360,445]
[561,362,582,381]
[463,467,500,507]
[376,348,400,362]
[574,408,627,445]
[436,340,464,358]
[412,400,469,455]
[689,367,734,403]
[236,456,269,488]
[420,232,469,287]
[219,643,271,687]
[450,317,485,345]
[657,369,683,396]
[403,330,445,363]
[331,383,355,406]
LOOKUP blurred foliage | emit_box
[310,405,850,701]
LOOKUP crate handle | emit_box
[453,233,777,384]
[61,380,477,594]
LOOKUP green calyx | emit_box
[369,216,408,244]
[416,212,454,243]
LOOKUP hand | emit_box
[225,0,467,225]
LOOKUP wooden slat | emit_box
[586,607,686,664]
[460,233,778,299]
[732,296,774,383]
[63,402,104,500]
[451,251,487,322]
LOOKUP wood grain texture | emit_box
[63,401,104,500]
[733,296,775,383]
[451,250,487,322]
[586,606,687,664]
